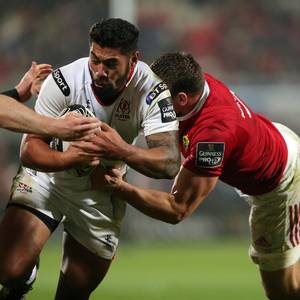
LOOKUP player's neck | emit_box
[177,90,206,121]
[183,93,202,115]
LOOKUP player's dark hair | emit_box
[89,18,139,54]
[151,52,204,97]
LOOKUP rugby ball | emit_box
[50,104,97,176]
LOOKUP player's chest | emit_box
[77,90,141,143]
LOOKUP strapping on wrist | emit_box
[1,88,21,101]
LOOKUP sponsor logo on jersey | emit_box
[115,98,130,121]
[146,82,168,105]
[196,142,225,168]
[16,182,33,194]
[52,69,70,96]
[158,97,176,123]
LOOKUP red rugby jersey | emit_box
[180,73,287,196]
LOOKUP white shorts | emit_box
[9,167,127,260]
[243,123,300,271]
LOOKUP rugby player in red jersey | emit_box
[102,52,300,300]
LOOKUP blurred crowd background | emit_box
[1,0,300,243]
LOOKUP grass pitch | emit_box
[28,239,266,300]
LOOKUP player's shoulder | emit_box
[50,57,88,97]
[128,60,171,104]
[204,73,232,96]
[204,73,250,117]
[56,57,88,80]
[131,61,166,90]
[59,57,88,71]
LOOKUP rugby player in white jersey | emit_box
[0,18,180,300]
[1,61,100,139]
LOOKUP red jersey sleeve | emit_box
[183,121,237,177]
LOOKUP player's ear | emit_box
[130,51,139,66]
[177,92,188,107]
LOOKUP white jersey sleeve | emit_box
[132,66,178,137]
[35,69,70,117]
[143,88,177,136]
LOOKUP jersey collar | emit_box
[177,80,210,122]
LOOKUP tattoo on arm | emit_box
[146,131,181,177]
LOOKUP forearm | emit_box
[120,144,180,179]
[0,95,48,134]
[21,135,71,172]
[112,180,184,224]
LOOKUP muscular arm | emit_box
[0,61,100,138]
[0,95,100,139]
[73,123,181,179]
[106,166,218,224]
[21,134,66,172]
[0,95,57,134]
[120,130,180,179]
[20,134,99,172]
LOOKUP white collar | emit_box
[177,80,210,122]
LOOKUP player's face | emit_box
[89,42,138,94]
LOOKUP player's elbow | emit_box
[165,212,187,224]
[20,142,35,168]
[20,138,45,170]
[165,204,189,224]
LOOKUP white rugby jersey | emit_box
[36,58,178,141]
[23,58,178,191]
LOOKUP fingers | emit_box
[35,69,53,80]
[70,123,102,141]
[71,141,101,154]
[30,61,37,70]
[75,130,98,142]
[33,62,53,78]
[76,123,101,133]
[36,63,53,70]
[78,117,101,127]
[29,61,52,75]
[109,168,122,177]
[66,111,83,118]
[28,61,53,96]
[104,169,122,186]
[89,158,100,167]
[99,122,112,132]
[64,112,101,125]
[61,113,101,140]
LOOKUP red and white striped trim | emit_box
[289,204,300,247]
